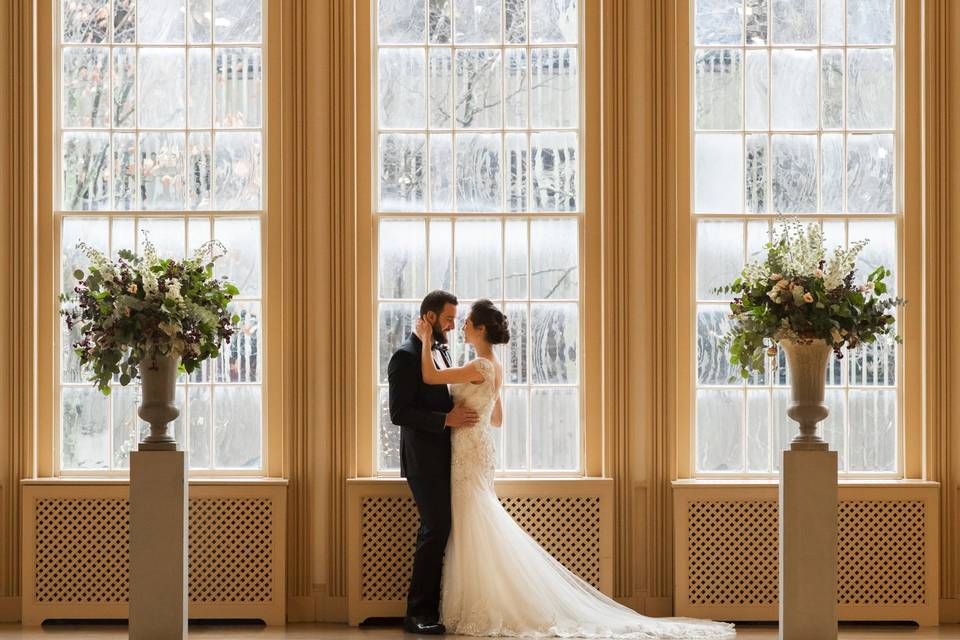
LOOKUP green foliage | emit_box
[714,220,906,380]
[60,236,239,394]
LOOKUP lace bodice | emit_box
[449,358,499,492]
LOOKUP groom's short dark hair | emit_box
[421,290,458,318]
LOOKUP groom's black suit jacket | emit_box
[387,334,454,478]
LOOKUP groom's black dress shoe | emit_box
[403,616,446,635]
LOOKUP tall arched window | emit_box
[373,0,583,474]
[692,0,901,475]
[57,0,265,472]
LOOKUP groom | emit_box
[388,290,479,635]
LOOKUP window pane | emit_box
[696,220,744,302]
[695,49,742,131]
[380,49,427,129]
[63,47,109,128]
[214,131,262,210]
[379,219,427,299]
[138,49,186,128]
[62,132,111,211]
[530,218,577,299]
[62,0,109,43]
[455,49,502,129]
[380,133,426,211]
[61,387,110,470]
[139,0,186,43]
[455,0,501,44]
[696,389,743,472]
[531,303,578,384]
[214,0,262,43]
[694,0,742,46]
[454,219,502,299]
[531,388,577,470]
[213,385,262,469]
[694,134,742,213]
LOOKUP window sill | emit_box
[672,478,939,489]
[21,476,289,486]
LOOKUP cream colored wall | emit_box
[1,0,960,625]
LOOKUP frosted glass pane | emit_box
[187,385,211,468]
[62,47,109,128]
[430,0,452,44]
[696,389,743,472]
[771,49,817,130]
[531,388,578,470]
[504,303,528,383]
[822,388,846,471]
[380,133,426,211]
[139,0,185,43]
[847,0,895,45]
[745,134,768,213]
[531,131,578,212]
[696,220,744,302]
[505,49,528,128]
[531,303,578,384]
[529,48,578,129]
[505,219,528,299]
[821,133,844,213]
[746,390,770,472]
[379,303,418,383]
[61,387,110,470]
[138,49,186,128]
[772,134,817,213]
[530,0,577,44]
[848,333,897,387]
[821,0,844,45]
[214,217,262,297]
[455,133,501,211]
[214,131,262,210]
[379,218,426,299]
[61,217,108,296]
[694,0,743,45]
[214,301,261,383]
[138,217,185,259]
[506,133,529,212]
[696,49,742,131]
[455,0,500,44]
[429,219,453,291]
[188,0,211,43]
[213,0,262,43]
[114,0,135,41]
[849,218,896,295]
[113,47,136,127]
[846,133,894,213]
[213,385,262,469]
[379,0,426,44]
[502,388,528,469]
[531,218,578,299]
[847,49,895,130]
[454,49,502,129]
[746,0,768,45]
[188,132,212,210]
[62,0,109,43]
[139,132,186,210]
[745,51,768,130]
[62,132,110,210]
[111,385,140,469]
[188,49,212,128]
[848,389,896,472]
[429,135,453,210]
[505,0,528,44]
[695,134,742,213]
[379,48,426,129]
[771,0,816,44]
[454,219,502,299]
[429,49,452,129]
[214,48,263,128]
[378,386,400,470]
[697,305,738,385]
[113,133,137,211]
[821,49,844,130]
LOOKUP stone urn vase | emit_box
[780,339,833,451]
[137,352,180,450]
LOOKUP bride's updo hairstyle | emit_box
[470,299,510,345]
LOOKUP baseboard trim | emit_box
[942,598,960,623]
[0,597,21,622]
[287,595,315,622]
[319,595,348,622]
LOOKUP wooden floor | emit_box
[0,623,959,639]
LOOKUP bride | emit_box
[413,299,735,638]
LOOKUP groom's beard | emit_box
[432,324,448,345]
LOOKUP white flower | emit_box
[142,271,159,296]
[164,279,183,303]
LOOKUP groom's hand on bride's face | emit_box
[445,404,479,428]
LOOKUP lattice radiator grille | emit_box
[360,495,601,602]
[32,497,276,606]
[686,499,927,607]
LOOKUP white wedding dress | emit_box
[441,358,736,639]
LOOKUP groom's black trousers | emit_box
[405,473,452,619]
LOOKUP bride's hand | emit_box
[415,318,433,345]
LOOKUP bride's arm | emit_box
[491,394,502,427]
[415,318,485,385]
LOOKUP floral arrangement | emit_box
[60,237,240,394]
[714,220,905,379]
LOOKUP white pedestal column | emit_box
[779,449,838,640]
[130,450,188,640]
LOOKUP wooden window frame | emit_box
[353,0,604,479]
[35,0,287,478]
[674,0,924,481]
